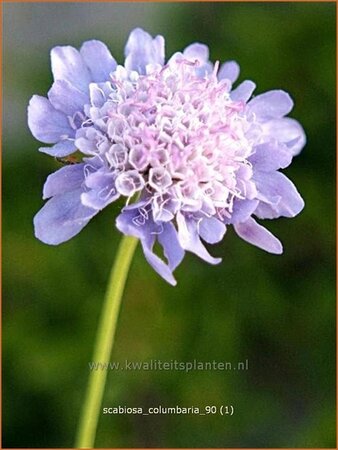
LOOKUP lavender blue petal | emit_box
[183,43,209,63]
[234,217,283,254]
[48,80,89,116]
[81,189,119,210]
[261,118,306,155]
[89,82,113,108]
[183,43,213,76]
[254,171,305,218]
[28,95,74,143]
[80,40,117,82]
[141,234,177,286]
[177,213,221,264]
[81,170,119,209]
[230,80,256,102]
[39,139,77,157]
[124,28,165,74]
[218,61,240,83]
[34,188,98,245]
[248,90,293,120]
[43,164,85,199]
[115,204,149,240]
[51,45,91,92]
[116,206,177,285]
[224,199,259,225]
[198,217,226,244]
[249,141,293,171]
[157,222,185,271]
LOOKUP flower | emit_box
[28,28,305,285]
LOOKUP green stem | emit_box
[75,235,138,449]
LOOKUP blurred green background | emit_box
[3,2,336,448]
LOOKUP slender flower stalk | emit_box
[75,235,138,449]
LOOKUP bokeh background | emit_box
[3,2,336,448]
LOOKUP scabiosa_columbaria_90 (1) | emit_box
[28,28,305,285]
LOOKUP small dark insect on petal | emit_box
[55,155,81,165]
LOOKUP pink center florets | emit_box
[79,59,257,222]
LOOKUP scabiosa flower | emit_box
[28,28,305,285]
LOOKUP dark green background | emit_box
[3,2,336,448]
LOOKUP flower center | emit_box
[76,59,256,221]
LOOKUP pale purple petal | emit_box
[261,118,306,155]
[124,28,165,74]
[75,127,109,155]
[177,213,221,264]
[34,189,98,245]
[254,171,305,218]
[198,217,226,244]
[230,80,256,102]
[43,164,85,199]
[80,40,117,82]
[168,48,212,77]
[51,45,91,92]
[183,43,212,77]
[225,199,259,225]
[248,90,293,120]
[81,189,119,210]
[84,168,112,189]
[115,204,149,240]
[81,170,119,209]
[234,217,283,254]
[89,83,110,108]
[48,80,89,116]
[218,61,240,83]
[116,206,178,285]
[141,234,177,286]
[249,141,293,171]
[39,139,76,157]
[167,51,183,66]
[157,222,185,271]
[183,43,209,63]
[195,62,214,78]
[75,137,97,155]
[28,95,74,144]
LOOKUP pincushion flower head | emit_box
[28,28,305,286]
